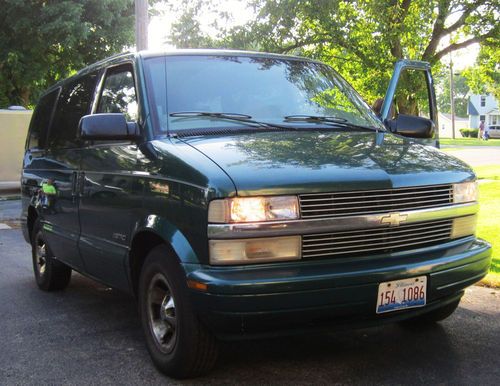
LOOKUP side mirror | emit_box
[79,113,140,141]
[386,114,435,139]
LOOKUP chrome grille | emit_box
[299,184,453,219]
[302,219,453,259]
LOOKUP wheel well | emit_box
[129,231,166,296]
[27,206,38,240]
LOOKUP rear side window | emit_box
[97,65,138,121]
[48,72,98,148]
[27,88,60,150]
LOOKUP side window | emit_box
[27,88,60,149]
[49,72,98,148]
[391,70,431,120]
[97,65,138,121]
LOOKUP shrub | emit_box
[460,128,479,138]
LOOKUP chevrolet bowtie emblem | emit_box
[380,212,408,227]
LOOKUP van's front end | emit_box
[181,132,491,337]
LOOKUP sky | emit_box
[147,2,480,70]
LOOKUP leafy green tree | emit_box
[168,0,499,112]
[167,0,218,48]
[0,0,135,107]
[463,44,500,100]
[435,70,470,117]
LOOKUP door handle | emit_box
[71,172,78,197]
[79,172,86,197]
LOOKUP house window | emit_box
[480,115,486,122]
[480,96,486,107]
[491,115,498,125]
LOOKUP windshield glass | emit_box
[144,55,384,133]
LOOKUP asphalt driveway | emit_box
[0,228,499,385]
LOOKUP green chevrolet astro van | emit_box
[22,50,491,378]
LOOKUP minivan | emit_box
[22,50,491,378]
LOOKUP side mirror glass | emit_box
[387,114,435,139]
[79,113,139,141]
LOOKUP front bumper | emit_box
[186,237,491,339]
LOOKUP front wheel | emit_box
[31,219,71,291]
[139,245,218,379]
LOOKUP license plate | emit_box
[376,276,427,314]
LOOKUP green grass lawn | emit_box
[477,181,499,272]
[473,165,500,286]
[474,165,500,180]
[440,138,500,147]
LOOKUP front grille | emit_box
[302,219,453,259]
[299,184,453,219]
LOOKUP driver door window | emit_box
[97,65,138,121]
[391,69,431,120]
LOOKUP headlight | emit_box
[208,196,299,223]
[209,236,301,265]
[453,181,478,203]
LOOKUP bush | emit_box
[460,128,479,138]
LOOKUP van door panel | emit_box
[78,145,143,291]
[32,149,85,270]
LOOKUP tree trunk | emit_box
[19,88,31,108]
[397,95,419,116]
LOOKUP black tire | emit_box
[139,245,218,379]
[400,299,461,327]
[31,219,72,291]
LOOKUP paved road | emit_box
[0,228,499,385]
[0,198,22,222]
[441,146,500,166]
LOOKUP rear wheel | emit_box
[31,219,72,291]
[139,245,218,379]
[400,299,461,327]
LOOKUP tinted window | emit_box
[144,55,383,132]
[49,72,98,148]
[97,66,138,121]
[28,88,60,149]
[391,69,431,120]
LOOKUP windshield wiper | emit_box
[283,114,381,132]
[171,111,253,119]
[284,114,348,123]
[169,111,290,131]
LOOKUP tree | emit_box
[168,0,499,112]
[463,44,500,100]
[168,5,216,47]
[435,70,470,117]
[0,0,135,107]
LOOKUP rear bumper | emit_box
[186,237,491,339]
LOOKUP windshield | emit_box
[144,54,384,133]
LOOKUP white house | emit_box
[468,94,499,128]
[438,112,468,138]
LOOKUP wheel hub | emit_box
[36,240,47,275]
[147,273,177,353]
[160,296,175,321]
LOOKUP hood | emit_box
[174,131,474,196]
